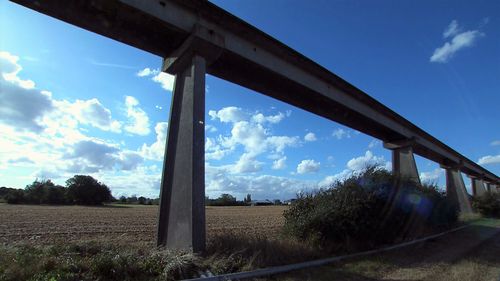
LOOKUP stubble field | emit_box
[0,203,287,246]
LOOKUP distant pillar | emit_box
[470,176,487,197]
[484,182,492,192]
[157,26,224,252]
[442,165,472,214]
[384,139,421,185]
[491,184,499,193]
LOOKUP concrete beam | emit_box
[470,177,488,197]
[443,166,473,214]
[157,52,207,252]
[384,140,420,184]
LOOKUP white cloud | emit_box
[209,107,246,123]
[100,165,162,197]
[152,72,175,91]
[478,155,500,165]
[64,139,144,173]
[7,156,35,165]
[430,21,484,63]
[136,67,175,91]
[0,52,54,132]
[206,164,315,200]
[304,132,317,142]
[332,128,351,140]
[319,151,390,187]
[124,96,150,135]
[491,140,500,146]
[368,139,381,149]
[419,168,443,183]
[232,153,263,173]
[297,159,321,174]
[251,112,285,124]
[272,156,287,170]
[207,106,298,170]
[58,98,122,133]
[155,105,163,110]
[205,125,217,133]
[318,169,353,187]
[140,122,168,161]
[136,67,155,77]
[443,20,459,38]
[205,137,232,161]
[346,150,387,171]
[0,51,36,89]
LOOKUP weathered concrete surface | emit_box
[384,141,420,184]
[157,54,206,252]
[9,0,499,186]
[471,178,488,197]
[444,168,473,214]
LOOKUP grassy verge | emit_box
[270,218,500,281]
[0,235,324,280]
[0,242,198,281]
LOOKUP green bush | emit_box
[283,166,458,251]
[472,192,500,218]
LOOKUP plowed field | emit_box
[0,204,286,246]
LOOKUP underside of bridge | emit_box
[10,0,499,252]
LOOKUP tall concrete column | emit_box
[156,25,224,252]
[470,177,487,197]
[157,55,206,252]
[384,140,420,185]
[443,166,472,214]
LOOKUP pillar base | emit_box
[443,167,472,214]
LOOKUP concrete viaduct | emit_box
[11,0,500,252]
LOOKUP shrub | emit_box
[472,192,500,218]
[283,166,458,251]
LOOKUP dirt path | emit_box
[274,219,500,281]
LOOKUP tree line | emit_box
[0,175,112,205]
[0,177,269,207]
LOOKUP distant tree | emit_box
[119,196,127,203]
[219,193,236,205]
[273,199,282,205]
[45,185,67,204]
[25,180,51,204]
[66,175,112,205]
[138,196,146,205]
[24,179,67,204]
[5,189,25,204]
[127,195,138,204]
[244,194,252,204]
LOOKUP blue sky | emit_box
[0,0,499,200]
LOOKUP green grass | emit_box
[0,241,199,281]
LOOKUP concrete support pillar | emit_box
[384,140,420,185]
[484,182,491,192]
[470,177,487,197]
[443,166,472,214]
[156,26,224,252]
[157,55,206,252]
